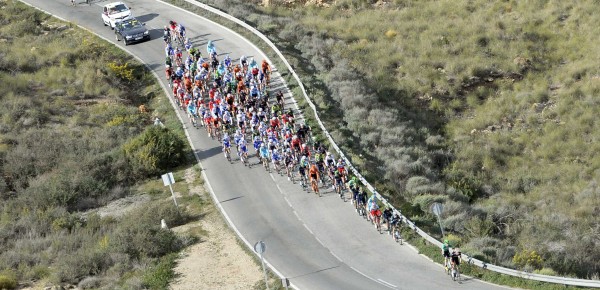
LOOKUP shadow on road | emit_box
[136,13,159,23]
[288,264,341,279]
[219,196,244,204]
[194,145,223,162]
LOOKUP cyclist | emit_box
[207,40,216,57]
[442,239,452,270]
[348,177,360,206]
[325,151,335,168]
[184,37,193,52]
[333,170,344,196]
[187,101,198,128]
[308,163,320,195]
[261,59,271,84]
[383,207,393,233]
[356,187,367,216]
[253,135,262,158]
[222,132,231,160]
[177,22,186,39]
[259,143,270,167]
[271,149,282,174]
[390,212,402,232]
[298,155,309,187]
[168,20,178,34]
[238,136,249,165]
[163,26,171,44]
[451,247,461,280]
[367,194,379,223]
[284,150,295,181]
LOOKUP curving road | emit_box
[22,0,508,289]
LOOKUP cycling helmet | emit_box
[444,239,449,244]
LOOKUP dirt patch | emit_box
[87,194,151,218]
[170,168,261,290]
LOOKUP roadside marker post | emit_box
[161,172,178,208]
[254,241,269,290]
[431,202,444,237]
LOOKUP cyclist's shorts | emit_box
[310,174,317,180]
[443,250,450,258]
[370,209,381,217]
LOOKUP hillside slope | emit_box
[202,0,600,278]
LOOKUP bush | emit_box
[142,253,177,290]
[107,61,135,83]
[123,126,187,177]
[0,272,17,290]
[513,249,543,271]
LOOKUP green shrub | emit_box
[107,61,134,83]
[142,253,177,290]
[0,270,17,290]
[513,249,543,271]
[123,126,186,177]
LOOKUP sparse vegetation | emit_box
[189,0,600,280]
[0,1,192,288]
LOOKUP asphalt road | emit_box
[21,0,508,289]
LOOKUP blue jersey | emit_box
[253,139,262,150]
[223,136,231,148]
[187,104,196,116]
[259,147,269,158]
[239,141,248,153]
[272,152,281,162]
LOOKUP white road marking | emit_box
[314,236,325,247]
[329,251,342,262]
[283,196,292,207]
[350,267,396,289]
[302,223,313,235]
[377,279,397,289]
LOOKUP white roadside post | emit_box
[254,241,269,290]
[161,172,178,208]
[431,202,444,237]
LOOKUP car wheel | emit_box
[103,19,107,26]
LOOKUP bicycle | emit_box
[287,163,295,183]
[444,259,452,276]
[371,209,382,234]
[239,149,249,166]
[451,263,460,282]
[310,177,321,197]
[223,146,231,162]
[334,177,344,201]
[393,224,403,245]
[299,171,307,191]
[262,155,270,173]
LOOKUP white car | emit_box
[101,2,132,29]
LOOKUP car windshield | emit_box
[120,19,142,30]
[109,4,128,14]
